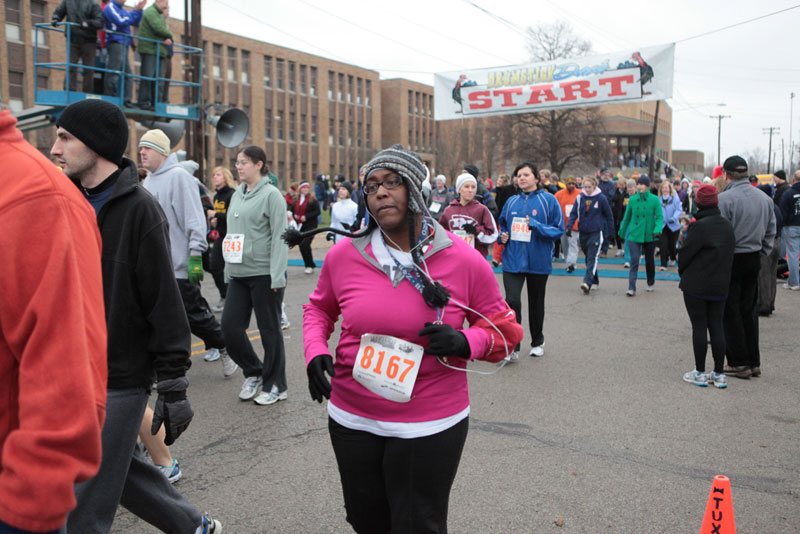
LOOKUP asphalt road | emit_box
[113,241,800,533]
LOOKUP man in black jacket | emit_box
[51,100,220,533]
[51,0,103,93]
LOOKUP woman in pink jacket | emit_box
[285,145,521,533]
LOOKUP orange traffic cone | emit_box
[699,475,736,534]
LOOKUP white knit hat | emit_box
[139,129,170,156]
[455,172,477,193]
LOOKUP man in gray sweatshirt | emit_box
[140,129,238,378]
[717,155,776,379]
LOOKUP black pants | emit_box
[724,252,761,369]
[221,277,286,392]
[613,216,625,248]
[660,228,679,266]
[758,236,780,314]
[502,272,548,349]
[176,279,225,350]
[68,41,97,93]
[328,417,468,534]
[683,293,726,374]
[300,236,315,268]
[208,240,227,299]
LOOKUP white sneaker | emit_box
[623,262,630,268]
[529,343,545,357]
[203,348,220,362]
[254,385,288,405]
[238,376,263,400]
[659,266,666,272]
[211,298,225,312]
[683,369,708,387]
[580,283,590,294]
[221,349,238,378]
[615,250,624,257]
[783,283,800,291]
[590,284,598,291]
[281,303,290,330]
[506,350,520,362]
[646,284,655,292]
[304,267,313,274]
[626,289,636,297]
[708,371,728,389]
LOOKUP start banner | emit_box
[434,43,674,121]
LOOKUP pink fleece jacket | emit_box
[303,224,519,423]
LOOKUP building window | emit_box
[263,55,272,87]
[328,70,334,100]
[339,119,344,146]
[276,59,284,90]
[300,113,306,142]
[240,50,250,85]
[288,61,295,92]
[5,0,21,42]
[8,71,24,112]
[30,0,47,46]
[329,118,334,145]
[356,78,362,105]
[408,90,413,114]
[310,66,317,97]
[289,112,295,141]
[227,47,237,83]
[347,75,353,103]
[36,73,49,89]
[212,44,222,79]
[277,111,284,140]
[415,92,420,115]
[366,123,371,145]
[265,108,272,139]
[338,73,344,102]
[365,80,371,107]
[299,65,306,94]
[311,115,317,143]
[429,95,434,117]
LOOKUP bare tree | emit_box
[505,21,607,175]
[743,147,767,174]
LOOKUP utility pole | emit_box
[763,127,780,173]
[790,92,795,176]
[710,114,730,165]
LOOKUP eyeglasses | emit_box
[363,175,404,195]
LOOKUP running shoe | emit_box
[529,343,545,357]
[625,289,635,297]
[708,371,728,388]
[505,350,519,362]
[211,298,225,313]
[197,514,222,534]
[304,267,314,275]
[751,367,761,377]
[158,458,182,483]
[615,250,624,257]
[623,262,630,268]
[238,376,263,400]
[220,349,238,378]
[659,266,666,272]
[590,283,598,291]
[682,370,708,387]
[254,385,288,406]
[783,283,800,290]
[580,283,590,294]
[646,284,655,292]
[566,264,575,273]
[203,348,220,362]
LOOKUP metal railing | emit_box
[34,22,202,118]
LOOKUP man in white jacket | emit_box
[140,129,238,378]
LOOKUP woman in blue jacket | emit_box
[498,162,564,359]
[659,180,682,270]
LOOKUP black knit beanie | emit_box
[56,100,129,165]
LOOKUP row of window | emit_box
[264,111,320,144]
[408,90,434,118]
[5,0,48,45]
[327,71,372,106]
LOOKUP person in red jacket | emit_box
[0,108,107,533]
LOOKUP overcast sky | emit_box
[167,0,800,171]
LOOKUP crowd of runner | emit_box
[2,90,797,533]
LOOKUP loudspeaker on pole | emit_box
[140,119,186,148]
[207,108,249,148]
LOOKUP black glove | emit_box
[462,223,477,235]
[51,20,59,27]
[325,232,335,242]
[418,322,470,359]
[307,354,335,403]
[653,233,662,241]
[151,377,193,446]
[566,229,572,238]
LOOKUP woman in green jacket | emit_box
[619,175,663,296]
[222,145,290,406]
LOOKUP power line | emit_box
[295,0,467,70]
[675,4,800,43]
[461,0,530,40]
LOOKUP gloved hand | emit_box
[462,223,477,235]
[653,233,662,242]
[307,354,335,403]
[566,229,572,238]
[188,255,204,283]
[151,377,193,446]
[418,322,470,359]
[51,19,58,27]
[325,232,335,242]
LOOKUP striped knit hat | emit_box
[362,144,428,214]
